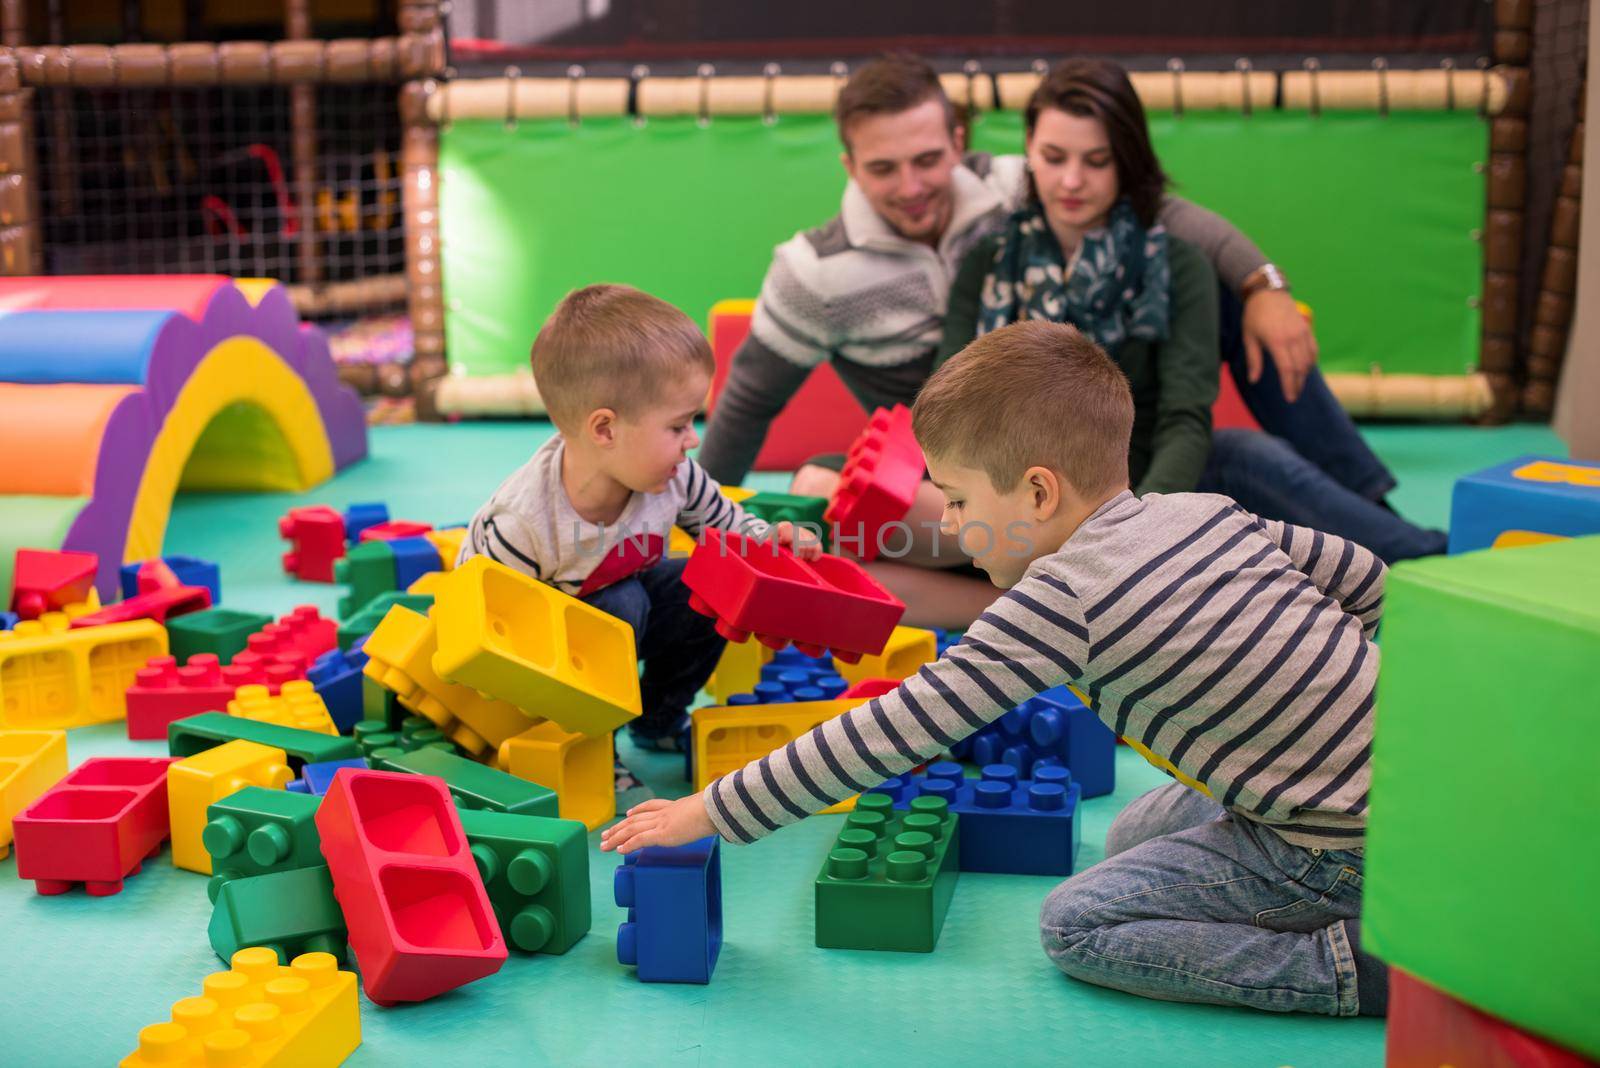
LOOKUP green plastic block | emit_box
[334,540,398,619]
[460,808,591,955]
[167,607,275,664]
[1365,537,1600,1060]
[208,864,347,965]
[168,712,360,770]
[814,793,958,952]
[361,675,402,727]
[338,591,434,650]
[203,785,323,902]
[371,746,559,818]
[741,492,830,545]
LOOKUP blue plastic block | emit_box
[307,647,370,732]
[0,611,16,631]
[1448,455,1600,554]
[613,836,722,983]
[299,758,368,795]
[950,688,1115,799]
[118,555,223,603]
[388,535,442,590]
[342,501,390,543]
[287,779,310,794]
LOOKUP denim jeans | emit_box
[1039,783,1373,1016]
[580,557,725,738]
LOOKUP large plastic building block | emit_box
[370,745,558,818]
[424,527,466,571]
[1448,456,1600,554]
[69,582,212,628]
[683,527,905,662]
[840,677,900,700]
[120,946,360,1067]
[460,808,590,954]
[170,739,294,874]
[209,864,349,966]
[833,625,936,685]
[1387,968,1595,1068]
[342,501,389,542]
[169,712,360,770]
[335,591,432,652]
[824,405,925,563]
[228,682,339,736]
[334,540,397,618]
[203,784,324,901]
[247,606,337,663]
[692,698,859,816]
[289,759,369,796]
[0,729,68,859]
[315,768,507,1005]
[387,536,442,591]
[13,756,175,895]
[871,762,1081,876]
[495,720,614,830]
[279,505,347,582]
[0,613,167,729]
[1364,538,1600,1060]
[167,607,274,664]
[814,793,959,952]
[125,654,241,741]
[359,519,434,542]
[949,687,1116,800]
[121,555,222,603]
[10,548,99,620]
[741,490,830,531]
[614,837,722,983]
[430,555,643,736]
[306,648,368,732]
[362,604,536,756]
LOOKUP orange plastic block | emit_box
[0,729,68,860]
[169,739,294,874]
[120,947,360,1067]
[692,699,860,814]
[833,626,937,685]
[0,613,168,729]
[496,721,615,830]
[228,682,338,736]
[361,605,535,757]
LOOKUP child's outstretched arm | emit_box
[1254,516,1387,639]
[601,569,1088,852]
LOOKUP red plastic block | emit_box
[279,505,347,583]
[12,756,175,896]
[10,549,99,620]
[824,405,925,563]
[248,606,338,663]
[316,768,507,1005]
[359,520,434,543]
[683,528,905,663]
[840,677,901,700]
[125,654,236,740]
[134,559,181,593]
[228,649,309,694]
[1388,969,1594,1068]
[69,584,211,629]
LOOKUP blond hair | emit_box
[912,321,1134,497]
[530,284,713,429]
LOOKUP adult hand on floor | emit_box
[1242,289,1318,404]
[601,794,717,854]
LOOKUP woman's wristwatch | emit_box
[1241,263,1290,301]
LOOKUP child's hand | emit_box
[600,793,717,854]
[775,521,824,560]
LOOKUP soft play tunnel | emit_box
[0,275,367,599]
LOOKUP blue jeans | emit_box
[1039,783,1372,1016]
[580,557,725,738]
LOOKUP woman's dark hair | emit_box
[1025,59,1169,226]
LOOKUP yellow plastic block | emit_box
[227,682,337,736]
[431,556,641,735]
[169,740,293,874]
[406,571,446,596]
[424,527,467,571]
[497,720,615,830]
[693,699,860,814]
[0,729,68,860]
[361,604,536,756]
[121,947,359,1067]
[833,625,937,685]
[708,634,775,704]
[0,613,168,729]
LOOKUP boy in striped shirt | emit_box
[603,320,1388,1016]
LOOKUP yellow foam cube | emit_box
[227,682,337,736]
[121,947,359,1067]
[362,604,536,755]
[169,740,293,874]
[833,625,937,685]
[693,699,860,814]
[430,556,641,736]
[0,729,68,860]
[424,527,467,571]
[497,720,615,830]
[0,613,167,729]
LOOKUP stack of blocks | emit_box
[614,837,722,983]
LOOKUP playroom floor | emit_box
[0,419,1564,1067]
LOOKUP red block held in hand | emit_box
[10,549,99,619]
[280,505,347,582]
[825,405,925,563]
[13,757,175,896]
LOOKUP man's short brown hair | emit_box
[834,52,957,152]
[912,322,1134,498]
[530,284,712,430]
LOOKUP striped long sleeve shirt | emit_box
[704,490,1385,851]
[460,435,768,596]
